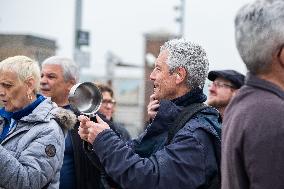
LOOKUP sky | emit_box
[0,0,253,78]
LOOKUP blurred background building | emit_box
[78,31,176,137]
[0,0,248,137]
[0,34,56,63]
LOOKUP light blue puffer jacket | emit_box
[0,99,76,189]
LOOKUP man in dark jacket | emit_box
[78,39,221,189]
[221,0,284,189]
[40,56,101,189]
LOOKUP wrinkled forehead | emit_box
[41,64,63,75]
[155,50,169,66]
[0,69,21,83]
[102,91,113,99]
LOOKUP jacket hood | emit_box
[20,99,77,132]
[50,107,77,131]
[197,107,222,141]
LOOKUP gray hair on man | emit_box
[0,55,41,93]
[41,56,80,83]
[161,38,209,89]
[235,0,284,74]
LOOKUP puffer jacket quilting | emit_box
[0,99,76,189]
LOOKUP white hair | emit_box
[41,56,79,82]
[0,55,41,93]
[161,38,209,89]
[235,0,284,74]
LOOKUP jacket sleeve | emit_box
[0,120,65,189]
[90,121,217,189]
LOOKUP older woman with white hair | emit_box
[0,56,76,189]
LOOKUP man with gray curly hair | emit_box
[221,0,284,189]
[78,38,222,189]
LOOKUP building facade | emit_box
[0,34,56,63]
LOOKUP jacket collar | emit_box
[147,88,207,134]
[246,73,284,100]
[0,94,46,124]
[171,87,207,107]
[5,99,76,131]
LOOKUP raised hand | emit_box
[78,115,91,142]
[147,94,160,120]
[79,114,110,144]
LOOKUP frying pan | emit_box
[68,82,102,116]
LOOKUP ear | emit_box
[175,67,187,85]
[231,89,238,97]
[272,45,284,68]
[278,46,284,68]
[24,77,36,94]
[67,79,77,90]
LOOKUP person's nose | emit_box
[40,76,48,85]
[0,87,5,96]
[149,70,156,81]
[208,84,216,93]
[105,103,111,108]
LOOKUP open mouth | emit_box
[153,82,160,93]
[40,88,50,92]
[153,83,157,90]
[1,100,8,105]
[153,86,157,93]
[40,83,50,92]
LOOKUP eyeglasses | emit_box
[208,81,235,89]
[102,99,116,105]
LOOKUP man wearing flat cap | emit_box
[207,69,245,118]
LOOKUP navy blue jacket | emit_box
[87,89,221,189]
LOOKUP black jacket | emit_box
[70,113,102,189]
[71,110,129,189]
